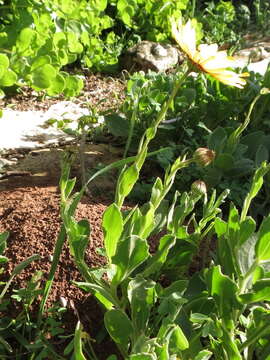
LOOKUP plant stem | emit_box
[227,92,262,151]
[239,323,270,352]
[191,0,196,17]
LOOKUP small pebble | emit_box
[59,296,68,308]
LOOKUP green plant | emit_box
[201,87,270,216]
[179,161,270,360]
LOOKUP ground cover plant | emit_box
[1,1,270,359]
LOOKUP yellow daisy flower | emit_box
[171,18,249,88]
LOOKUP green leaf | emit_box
[53,32,67,48]
[117,164,139,200]
[73,282,116,309]
[94,0,107,11]
[255,215,270,261]
[129,354,155,360]
[63,178,76,200]
[190,313,210,324]
[143,235,176,277]
[215,217,227,237]
[12,254,40,276]
[0,231,9,254]
[104,309,133,348]
[239,279,270,303]
[206,266,241,329]
[214,153,235,171]
[0,69,17,87]
[169,325,189,351]
[67,219,90,262]
[0,53,9,69]
[67,32,83,53]
[194,350,212,360]
[128,276,156,334]
[105,114,129,137]
[255,144,269,167]
[162,280,188,297]
[238,217,256,246]
[227,203,240,244]
[150,178,163,208]
[102,203,123,262]
[221,326,242,360]
[238,234,257,276]
[112,235,149,284]
[207,127,227,153]
[32,64,56,89]
[74,321,87,360]
[31,55,51,71]
[0,335,12,353]
[47,73,66,96]
[16,28,36,53]
[63,75,84,97]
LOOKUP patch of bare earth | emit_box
[0,73,128,359]
[0,170,122,358]
[0,72,126,112]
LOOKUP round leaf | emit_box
[0,69,17,87]
[47,73,66,96]
[32,64,57,89]
[0,54,9,69]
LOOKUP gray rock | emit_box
[121,40,183,72]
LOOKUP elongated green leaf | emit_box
[206,266,241,329]
[0,335,12,353]
[239,279,270,303]
[162,280,188,297]
[129,354,155,360]
[227,203,240,244]
[117,164,139,201]
[143,235,176,277]
[0,231,9,254]
[238,217,256,246]
[39,224,66,319]
[169,325,189,351]
[73,281,115,309]
[150,178,163,208]
[0,54,9,69]
[214,217,227,237]
[221,326,242,360]
[64,178,76,200]
[256,215,270,261]
[112,235,149,285]
[67,219,90,262]
[241,162,270,221]
[104,309,133,348]
[127,276,156,334]
[194,350,212,360]
[74,321,87,360]
[136,204,155,239]
[12,254,40,276]
[237,234,257,276]
[102,203,123,262]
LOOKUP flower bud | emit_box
[191,180,207,197]
[193,147,215,167]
